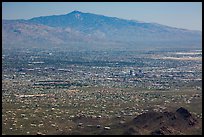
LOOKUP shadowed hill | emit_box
[64,107,201,135]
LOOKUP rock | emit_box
[104,126,111,130]
[151,129,165,135]
[37,132,45,135]
[176,107,197,126]
[176,107,191,119]
[96,125,101,128]
[123,127,140,135]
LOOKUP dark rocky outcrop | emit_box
[131,107,199,135]
[176,107,192,118]
[61,107,201,135]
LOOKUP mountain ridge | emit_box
[2,10,202,50]
[5,10,200,32]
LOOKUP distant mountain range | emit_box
[2,10,202,50]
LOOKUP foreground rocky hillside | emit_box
[50,107,201,135]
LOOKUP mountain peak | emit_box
[3,10,202,49]
[69,10,83,14]
[68,10,84,20]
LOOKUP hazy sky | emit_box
[2,2,202,31]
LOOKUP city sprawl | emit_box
[2,48,202,135]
